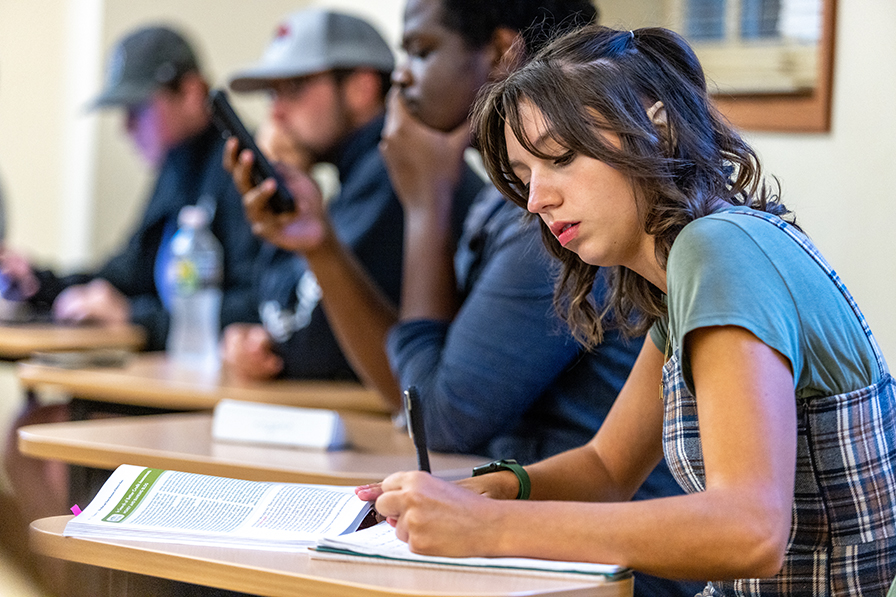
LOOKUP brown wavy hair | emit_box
[472,25,794,348]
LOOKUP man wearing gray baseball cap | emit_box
[220,8,481,383]
[229,8,395,93]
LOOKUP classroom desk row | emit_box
[6,323,634,596]
[21,413,633,596]
[17,351,390,414]
[0,321,146,361]
[18,411,481,486]
[31,516,633,597]
[1,322,383,415]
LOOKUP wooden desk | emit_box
[18,411,484,485]
[31,516,633,597]
[0,322,145,360]
[17,352,389,414]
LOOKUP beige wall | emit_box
[0,1,71,260]
[1,0,896,364]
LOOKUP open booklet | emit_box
[64,464,373,551]
[314,521,627,579]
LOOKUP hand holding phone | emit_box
[208,88,295,214]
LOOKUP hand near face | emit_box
[255,120,314,173]
[52,279,130,325]
[221,323,283,381]
[223,138,331,255]
[379,88,471,214]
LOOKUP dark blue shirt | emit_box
[387,187,700,596]
[387,187,641,463]
[255,115,483,379]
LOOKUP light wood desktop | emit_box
[18,411,484,485]
[31,516,633,597]
[17,352,389,414]
[0,322,145,360]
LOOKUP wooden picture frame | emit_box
[711,0,837,133]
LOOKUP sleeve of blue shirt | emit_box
[387,208,583,455]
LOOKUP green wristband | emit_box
[471,459,531,500]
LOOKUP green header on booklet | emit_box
[102,467,164,523]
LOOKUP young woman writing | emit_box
[360,25,896,595]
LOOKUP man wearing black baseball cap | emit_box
[89,25,206,166]
[0,24,259,346]
[220,8,481,383]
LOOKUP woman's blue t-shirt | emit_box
[649,208,878,398]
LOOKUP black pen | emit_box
[404,385,431,473]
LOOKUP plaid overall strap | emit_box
[662,210,896,596]
[737,210,887,375]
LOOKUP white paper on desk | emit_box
[314,522,625,577]
[64,464,372,550]
[212,399,347,450]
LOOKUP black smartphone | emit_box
[208,88,295,214]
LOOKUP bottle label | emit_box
[171,259,199,295]
[169,254,219,296]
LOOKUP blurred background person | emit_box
[2,25,261,595]
[0,25,260,350]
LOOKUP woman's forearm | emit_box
[485,486,788,581]
[524,444,635,502]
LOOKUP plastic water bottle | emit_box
[165,205,223,370]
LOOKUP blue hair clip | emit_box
[608,30,635,54]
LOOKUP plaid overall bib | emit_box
[662,211,896,595]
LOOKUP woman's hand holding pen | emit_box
[355,386,520,553]
[358,471,509,557]
[223,138,333,256]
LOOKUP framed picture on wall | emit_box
[600,0,837,132]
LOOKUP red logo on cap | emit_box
[275,24,290,39]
